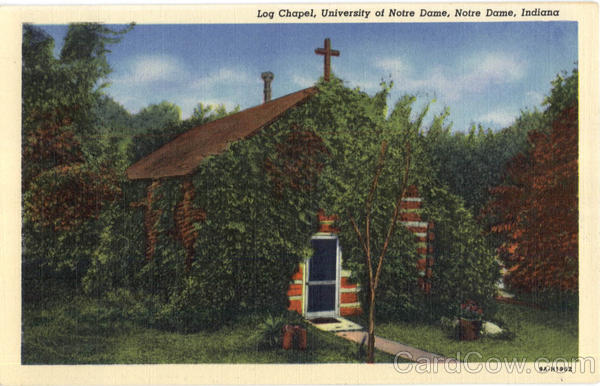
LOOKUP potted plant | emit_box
[458,300,483,340]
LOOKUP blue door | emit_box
[306,236,339,318]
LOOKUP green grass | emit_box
[23,296,577,364]
[368,302,578,362]
[22,297,395,364]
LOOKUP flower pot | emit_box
[459,318,482,341]
[282,324,307,350]
[295,326,307,350]
[282,325,295,350]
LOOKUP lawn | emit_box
[371,302,578,362]
[23,295,577,364]
[22,296,395,364]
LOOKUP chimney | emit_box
[261,71,274,103]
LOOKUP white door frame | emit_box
[304,234,341,319]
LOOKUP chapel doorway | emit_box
[305,235,340,319]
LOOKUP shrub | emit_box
[251,315,288,349]
[422,187,501,320]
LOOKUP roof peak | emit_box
[126,87,318,180]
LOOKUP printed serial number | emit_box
[538,366,574,373]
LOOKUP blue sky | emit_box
[40,22,577,132]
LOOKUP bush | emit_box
[251,315,288,349]
[22,215,99,303]
[422,187,501,320]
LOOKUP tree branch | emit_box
[348,210,368,257]
[365,141,388,267]
[348,210,373,285]
[373,141,412,291]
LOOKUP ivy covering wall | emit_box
[80,79,499,331]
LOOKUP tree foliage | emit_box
[22,24,131,301]
[130,101,182,132]
[423,117,537,217]
[93,95,132,133]
[484,69,578,294]
[422,68,578,220]
[126,102,234,166]
[188,102,239,127]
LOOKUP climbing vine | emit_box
[264,124,329,195]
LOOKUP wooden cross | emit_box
[315,38,340,82]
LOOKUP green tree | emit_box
[313,89,425,363]
[423,121,531,217]
[345,140,414,363]
[544,68,578,121]
[188,102,239,126]
[93,95,132,133]
[421,186,500,318]
[422,69,578,221]
[22,23,131,301]
[131,101,182,132]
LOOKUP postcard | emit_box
[0,2,598,385]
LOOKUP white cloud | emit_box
[133,55,183,82]
[525,90,544,107]
[478,109,517,127]
[465,52,526,91]
[291,73,316,88]
[192,68,255,90]
[112,54,188,85]
[372,51,527,103]
[410,66,462,101]
[372,61,462,102]
[375,57,409,75]
[481,53,526,80]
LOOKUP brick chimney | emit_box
[261,71,274,103]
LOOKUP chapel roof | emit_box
[126,87,318,180]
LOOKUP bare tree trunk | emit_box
[367,287,376,363]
